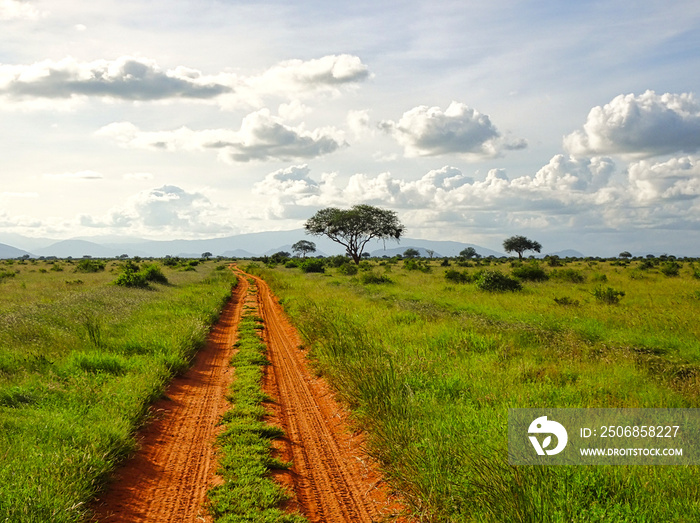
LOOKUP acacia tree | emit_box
[292,240,316,258]
[503,235,542,260]
[304,204,405,264]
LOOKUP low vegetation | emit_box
[0,258,235,522]
[208,277,306,522]
[250,255,700,522]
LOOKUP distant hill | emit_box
[0,230,513,259]
[0,242,31,259]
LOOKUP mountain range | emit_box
[0,229,519,259]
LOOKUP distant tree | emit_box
[292,240,316,258]
[619,251,632,259]
[459,247,478,259]
[202,251,213,259]
[426,249,435,259]
[503,235,542,260]
[304,204,405,264]
[270,251,290,264]
[403,248,420,258]
[362,252,371,259]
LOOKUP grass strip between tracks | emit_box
[208,277,307,523]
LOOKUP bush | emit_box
[511,263,548,282]
[552,268,586,283]
[114,267,149,288]
[592,286,625,304]
[404,258,431,272]
[444,269,470,284]
[300,259,325,273]
[553,296,579,306]
[660,261,681,277]
[141,264,169,284]
[0,270,16,282]
[337,263,358,276]
[360,271,393,284]
[75,259,106,273]
[474,270,522,292]
[285,260,299,268]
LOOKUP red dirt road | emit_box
[90,276,249,522]
[250,271,407,523]
[91,269,407,522]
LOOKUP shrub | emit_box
[326,255,349,268]
[444,269,470,284]
[404,258,431,272]
[511,263,548,282]
[114,267,149,288]
[660,261,681,277]
[300,259,325,273]
[592,286,625,304]
[551,268,586,283]
[285,260,299,268]
[75,259,106,273]
[337,262,358,276]
[141,264,169,284]
[475,270,522,292]
[553,296,580,306]
[360,271,393,284]
[0,270,16,282]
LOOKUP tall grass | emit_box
[0,259,235,522]
[251,259,700,522]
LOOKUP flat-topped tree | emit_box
[304,204,405,264]
[503,235,542,260]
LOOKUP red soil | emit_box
[90,268,409,522]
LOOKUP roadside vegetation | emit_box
[208,275,306,522]
[249,254,700,522]
[0,257,235,522]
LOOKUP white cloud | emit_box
[97,109,345,162]
[79,185,236,235]
[627,156,700,203]
[231,54,370,107]
[0,56,232,102]
[380,101,527,159]
[0,0,44,20]
[564,91,700,158]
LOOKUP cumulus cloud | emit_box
[564,91,700,158]
[380,101,527,159]
[80,185,235,235]
[0,56,232,102]
[97,109,345,162]
[232,54,370,107]
[627,156,700,203]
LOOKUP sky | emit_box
[2,0,700,256]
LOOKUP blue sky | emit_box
[1,0,700,255]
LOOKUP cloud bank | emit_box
[96,109,345,162]
[564,91,700,158]
[0,54,370,108]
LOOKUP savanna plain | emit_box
[2,253,700,522]
[249,254,700,522]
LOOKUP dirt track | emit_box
[91,268,406,522]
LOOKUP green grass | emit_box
[250,257,700,522]
[208,278,306,523]
[0,258,236,522]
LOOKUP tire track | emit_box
[90,275,248,522]
[246,270,407,523]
